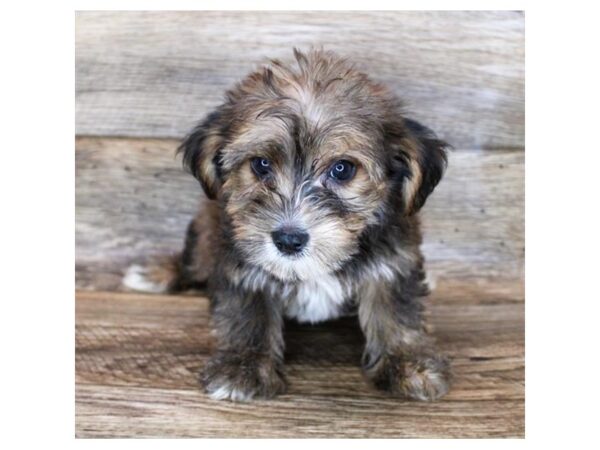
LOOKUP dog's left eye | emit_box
[328,160,356,182]
[251,157,272,178]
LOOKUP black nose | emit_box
[271,228,309,255]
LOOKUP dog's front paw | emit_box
[201,352,286,402]
[366,350,451,401]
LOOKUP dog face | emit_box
[181,50,447,281]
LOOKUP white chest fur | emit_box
[284,274,349,324]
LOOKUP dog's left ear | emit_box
[388,118,449,215]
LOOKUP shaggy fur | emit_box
[124,49,451,402]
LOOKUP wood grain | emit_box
[75,137,524,291]
[75,11,524,149]
[76,285,524,438]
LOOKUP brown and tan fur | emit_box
[124,49,451,402]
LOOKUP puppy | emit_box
[124,49,451,402]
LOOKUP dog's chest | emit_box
[283,274,352,323]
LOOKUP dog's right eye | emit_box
[251,157,272,178]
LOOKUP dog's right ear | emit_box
[399,118,449,214]
[385,117,449,215]
[178,110,225,200]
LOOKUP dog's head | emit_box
[180,49,448,281]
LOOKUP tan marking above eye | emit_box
[404,157,421,197]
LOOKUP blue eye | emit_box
[251,157,272,177]
[328,160,356,182]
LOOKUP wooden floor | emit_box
[76,279,524,438]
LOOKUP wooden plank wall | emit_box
[75,10,525,290]
[75,11,524,149]
[75,138,524,291]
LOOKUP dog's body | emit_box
[124,49,451,402]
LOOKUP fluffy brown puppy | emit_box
[124,49,451,402]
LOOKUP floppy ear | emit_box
[178,110,225,200]
[389,118,449,215]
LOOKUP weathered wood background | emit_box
[75,11,525,438]
[76,11,524,149]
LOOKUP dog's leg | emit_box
[358,271,451,401]
[201,284,286,402]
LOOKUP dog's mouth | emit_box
[253,240,354,283]
[252,243,327,282]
